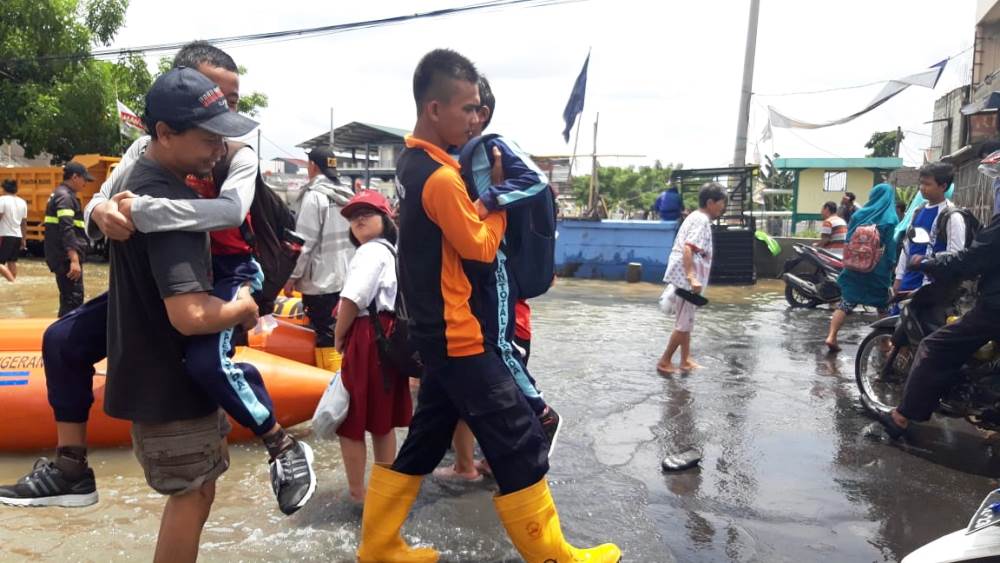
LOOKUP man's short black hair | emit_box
[478,75,495,130]
[918,161,954,188]
[845,192,856,202]
[823,201,837,215]
[1,179,15,194]
[144,118,194,140]
[698,182,727,208]
[173,41,237,72]
[412,49,479,113]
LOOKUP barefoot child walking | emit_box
[658,182,727,374]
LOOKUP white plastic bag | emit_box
[311,371,350,439]
[658,284,678,316]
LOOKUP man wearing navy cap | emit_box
[43,161,93,316]
[102,67,261,562]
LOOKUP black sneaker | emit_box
[0,458,98,508]
[269,439,316,515]
[539,407,563,459]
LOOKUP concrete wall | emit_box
[795,168,874,216]
[555,219,677,282]
[754,237,820,278]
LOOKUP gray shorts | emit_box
[131,410,231,496]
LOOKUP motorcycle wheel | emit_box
[785,279,820,308]
[855,327,906,416]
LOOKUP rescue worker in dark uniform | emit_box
[44,162,91,317]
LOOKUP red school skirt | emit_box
[336,312,413,441]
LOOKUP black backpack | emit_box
[910,204,982,250]
[458,134,557,299]
[213,142,302,316]
[365,240,424,383]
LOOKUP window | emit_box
[823,170,847,192]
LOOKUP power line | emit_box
[259,132,301,159]
[1,0,585,66]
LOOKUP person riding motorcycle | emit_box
[876,205,1000,439]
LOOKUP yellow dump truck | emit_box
[0,154,120,254]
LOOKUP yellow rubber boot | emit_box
[356,464,439,563]
[315,347,342,372]
[494,478,621,563]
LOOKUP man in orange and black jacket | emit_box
[354,48,620,563]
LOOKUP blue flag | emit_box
[562,54,589,142]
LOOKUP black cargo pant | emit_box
[54,268,84,318]
[301,292,339,348]
[898,304,1000,421]
[392,351,549,495]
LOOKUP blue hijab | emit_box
[847,183,900,236]
[837,183,900,308]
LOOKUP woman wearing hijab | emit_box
[825,183,900,352]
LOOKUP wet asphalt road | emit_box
[0,265,998,561]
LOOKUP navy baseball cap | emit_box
[145,66,258,137]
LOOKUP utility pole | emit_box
[732,0,761,168]
[893,125,903,157]
[589,113,600,216]
[329,108,335,149]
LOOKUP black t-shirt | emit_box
[104,156,216,423]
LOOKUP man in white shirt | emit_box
[0,179,28,282]
[893,162,967,299]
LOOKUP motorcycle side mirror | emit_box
[910,227,931,245]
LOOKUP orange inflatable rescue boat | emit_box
[0,318,330,452]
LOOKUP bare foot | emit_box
[347,490,365,505]
[432,464,483,483]
[680,359,703,371]
[656,361,677,375]
[825,339,841,353]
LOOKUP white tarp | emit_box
[767,60,948,130]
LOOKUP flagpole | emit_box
[568,112,583,178]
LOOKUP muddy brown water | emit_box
[0,258,997,561]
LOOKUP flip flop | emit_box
[675,288,709,307]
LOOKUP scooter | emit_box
[903,488,1000,562]
[780,243,843,308]
[854,230,999,433]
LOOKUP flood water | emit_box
[1,258,997,562]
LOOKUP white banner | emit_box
[768,60,948,130]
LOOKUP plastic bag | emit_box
[658,284,678,316]
[311,371,350,439]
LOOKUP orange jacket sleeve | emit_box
[422,166,506,263]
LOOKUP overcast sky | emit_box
[108,0,977,170]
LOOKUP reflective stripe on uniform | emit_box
[56,209,75,218]
[44,216,58,224]
[73,220,84,228]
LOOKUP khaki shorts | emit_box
[131,410,231,496]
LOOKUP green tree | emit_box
[0,0,149,162]
[865,130,903,158]
[571,161,680,213]
[758,153,793,210]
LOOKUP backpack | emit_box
[213,141,303,316]
[936,206,981,249]
[365,240,424,382]
[843,224,883,273]
[458,134,557,299]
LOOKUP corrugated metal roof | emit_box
[296,121,408,151]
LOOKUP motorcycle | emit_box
[780,243,843,308]
[903,488,1000,562]
[854,236,999,432]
